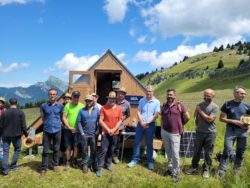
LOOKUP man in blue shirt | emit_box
[128,85,160,170]
[40,88,64,175]
[76,95,100,173]
[218,86,250,177]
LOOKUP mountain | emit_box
[0,76,67,105]
[138,42,250,101]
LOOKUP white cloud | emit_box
[137,35,147,44]
[0,62,29,73]
[0,0,44,6]
[103,0,130,23]
[141,0,250,38]
[134,43,212,67]
[55,53,100,72]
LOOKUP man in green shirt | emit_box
[62,91,84,169]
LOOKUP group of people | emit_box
[0,85,249,183]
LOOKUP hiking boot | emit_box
[186,167,198,175]
[53,166,60,172]
[203,170,210,178]
[112,157,120,164]
[105,164,112,171]
[217,169,225,178]
[148,163,154,171]
[82,165,88,173]
[127,160,137,168]
[96,169,102,177]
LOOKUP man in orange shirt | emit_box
[96,91,123,177]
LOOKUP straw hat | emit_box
[0,96,5,104]
[107,91,116,99]
[117,86,126,94]
[85,94,94,101]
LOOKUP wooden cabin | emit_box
[68,49,147,127]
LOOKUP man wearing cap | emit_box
[40,88,64,174]
[128,85,160,170]
[62,91,84,169]
[0,97,6,161]
[0,98,28,175]
[113,86,131,164]
[218,86,250,177]
[76,95,100,173]
[96,91,123,177]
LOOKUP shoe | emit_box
[217,169,225,178]
[53,166,60,172]
[173,174,181,183]
[105,165,112,171]
[203,170,210,178]
[96,169,102,177]
[40,170,46,176]
[113,157,120,164]
[127,160,137,168]
[148,163,154,171]
[186,167,198,175]
[164,169,173,176]
[64,162,70,171]
[82,165,88,173]
[2,171,8,176]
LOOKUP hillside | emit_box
[140,48,250,101]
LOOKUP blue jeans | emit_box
[219,126,248,171]
[2,136,21,174]
[132,122,156,163]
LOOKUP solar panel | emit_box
[180,131,204,158]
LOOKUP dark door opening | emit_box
[96,72,121,105]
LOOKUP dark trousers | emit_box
[113,133,121,158]
[97,134,118,170]
[80,135,97,170]
[191,132,216,171]
[2,136,21,174]
[219,127,248,171]
[41,131,61,170]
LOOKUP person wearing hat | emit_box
[62,90,84,169]
[40,88,64,175]
[59,92,71,165]
[0,98,28,175]
[128,85,160,171]
[96,91,123,177]
[113,86,131,164]
[218,86,250,177]
[76,94,100,173]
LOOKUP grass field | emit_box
[0,89,249,188]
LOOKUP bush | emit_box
[217,60,224,69]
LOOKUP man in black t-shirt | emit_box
[218,86,250,177]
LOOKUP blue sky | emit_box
[0,0,250,87]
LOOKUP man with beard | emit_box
[127,85,160,170]
[96,91,123,177]
[160,88,190,182]
[76,94,100,173]
[218,86,250,177]
[113,87,130,164]
[187,89,219,178]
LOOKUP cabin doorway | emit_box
[96,71,121,105]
